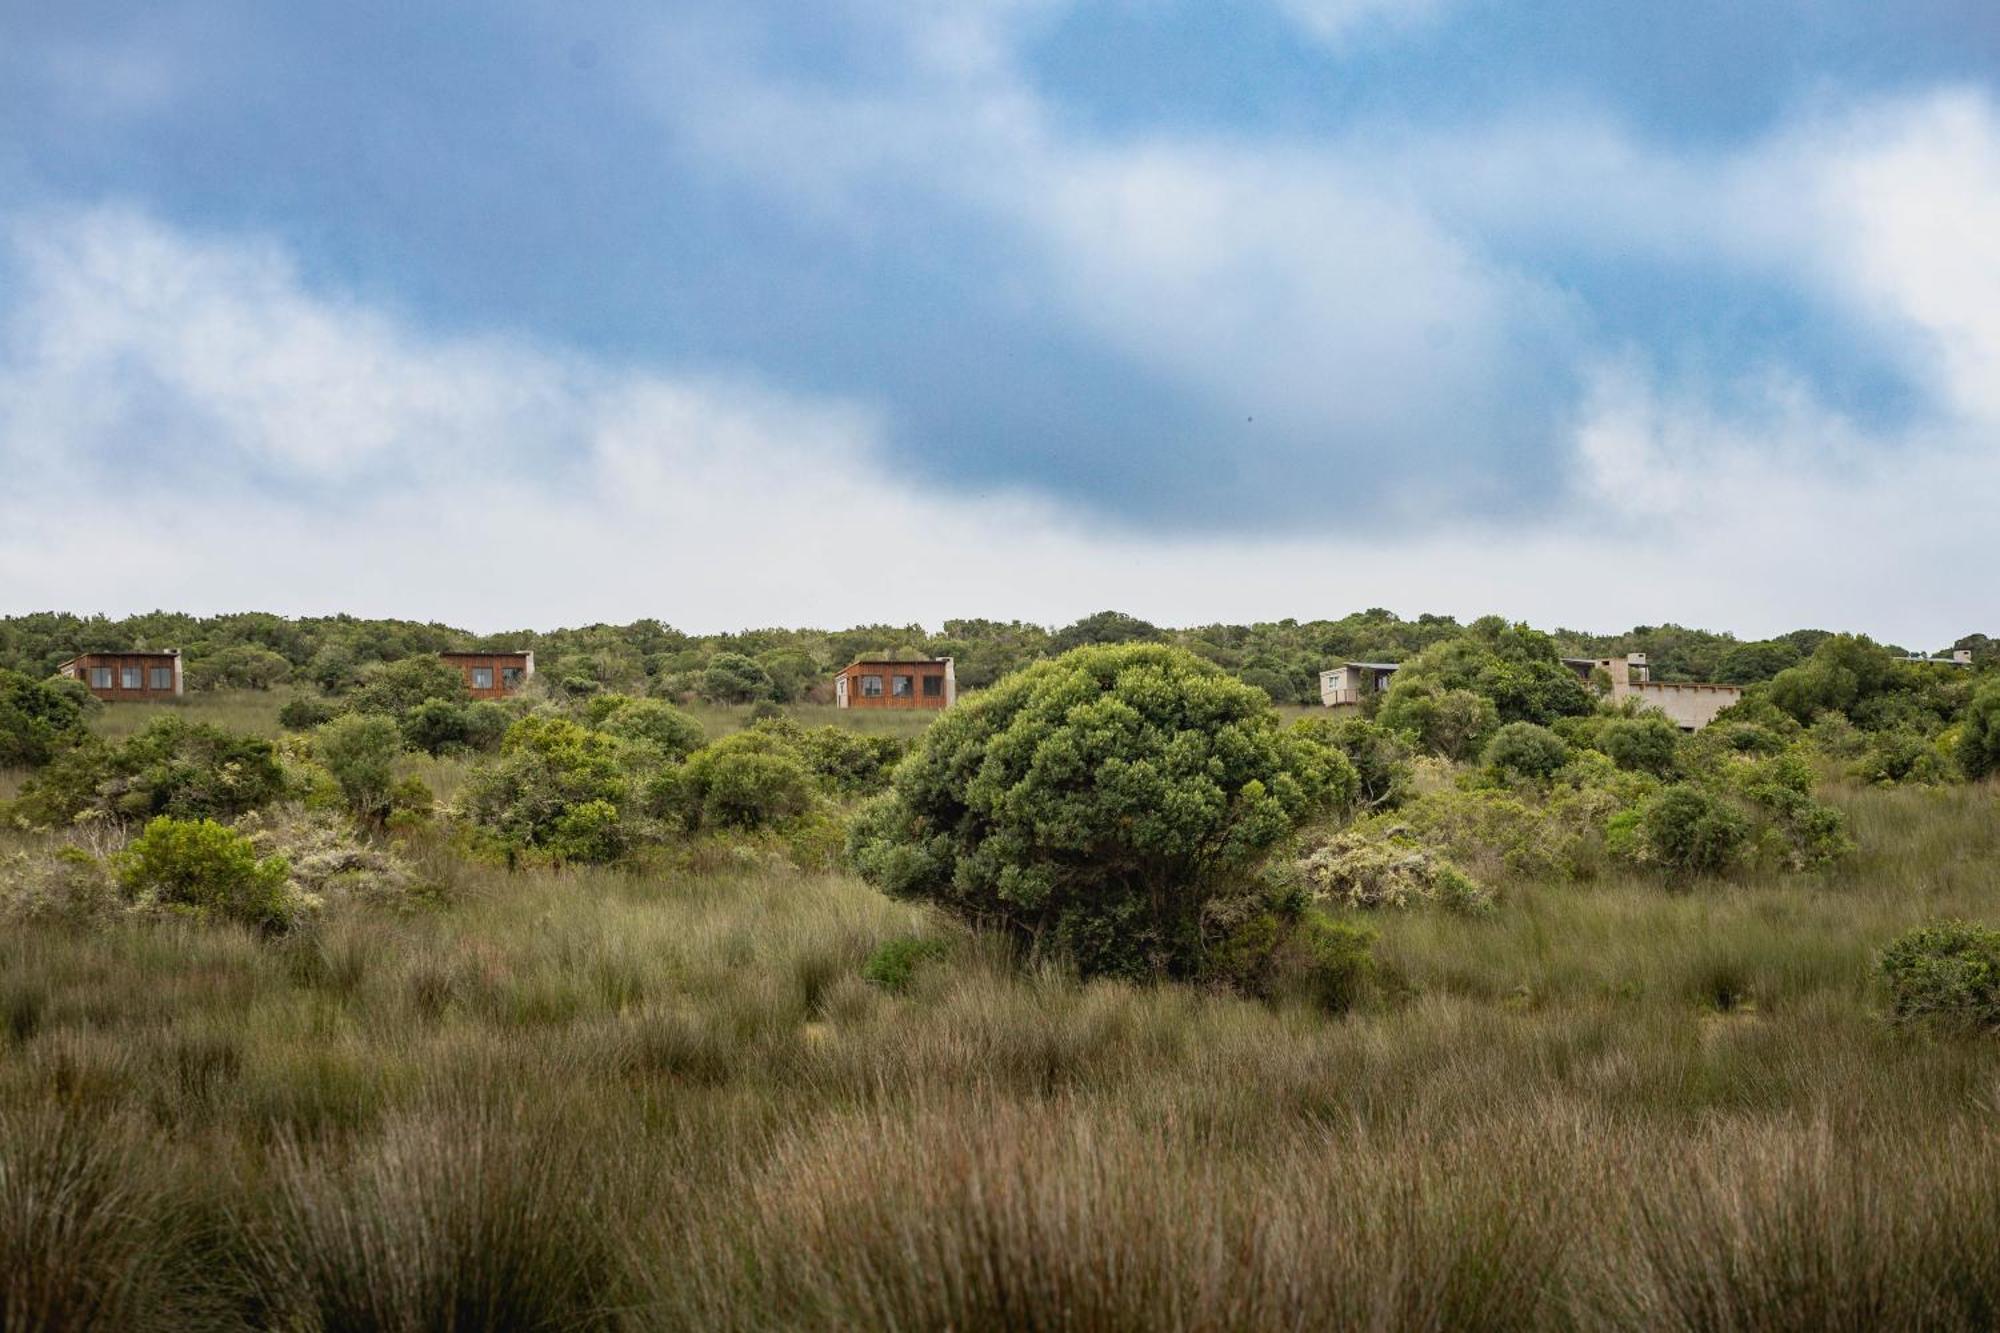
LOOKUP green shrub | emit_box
[347,656,467,716]
[1853,728,1953,787]
[861,936,950,994]
[1599,715,1682,777]
[785,724,907,797]
[0,668,95,768]
[848,644,1352,983]
[1302,717,1412,810]
[701,652,775,704]
[1958,681,2000,781]
[1378,683,1498,762]
[1625,784,1750,879]
[667,733,817,831]
[596,697,708,762]
[315,714,403,818]
[455,715,634,863]
[277,695,338,731]
[1209,904,1375,1012]
[115,816,298,932]
[1280,912,1377,1012]
[13,717,287,827]
[1879,921,2000,1030]
[1482,722,1569,783]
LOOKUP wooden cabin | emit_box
[57,650,184,701]
[440,650,535,699]
[834,658,956,710]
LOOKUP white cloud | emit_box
[0,203,1996,649]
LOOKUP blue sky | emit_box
[1,1,1997,640]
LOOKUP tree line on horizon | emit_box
[0,606,1994,707]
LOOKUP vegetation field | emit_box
[4,619,2000,1330]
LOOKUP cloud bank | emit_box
[0,187,1995,646]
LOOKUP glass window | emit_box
[922,675,942,697]
[501,666,522,687]
[860,674,884,697]
[90,666,113,689]
[892,675,914,697]
[120,666,142,689]
[471,667,494,690]
[150,666,173,689]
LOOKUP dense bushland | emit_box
[7,605,1992,708]
[2,621,1999,1328]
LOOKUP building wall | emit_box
[60,653,183,701]
[441,653,534,700]
[836,660,954,710]
[1619,681,1743,731]
[1320,667,1360,707]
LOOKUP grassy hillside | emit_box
[3,695,1999,1328]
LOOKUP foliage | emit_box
[239,807,427,909]
[593,696,708,762]
[115,816,298,932]
[660,732,818,832]
[1377,684,1498,762]
[1293,716,1410,811]
[1599,715,1683,777]
[455,715,635,863]
[12,717,287,827]
[1482,722,1570,784]
[751,721,909,797]
[277,695,338,731]
[1620,784,1751,880]
[861,936,951,994]
[348,656,468,715]
[700,653,775,704]
[848,644,1352,983]
[0,668,94,768]
[1293,831,1494,914]
[1853,728,1954,787]
[0,846,121,927]
[1958,681,2000,781]
[400,698,509,756]
[1878,921,2000,1031]
[314,714,403,819]
[1380,619,1596,735]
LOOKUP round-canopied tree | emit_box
[847,643,1356,981]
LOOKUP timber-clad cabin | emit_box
[58,649,184,701]
[441,650,535,699]
[835,657,956,710]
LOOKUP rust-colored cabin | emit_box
[441,650,535,700]
[834,658,956,710]
[58,650,184,701]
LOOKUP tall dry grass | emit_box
[0,773,1996,1328]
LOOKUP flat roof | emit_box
[847,658,947,668]
[440,649,533,657]
[59,649,180,663]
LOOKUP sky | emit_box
[0,1,1996,644]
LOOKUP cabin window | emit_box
[120,666,143,689]
[922,675,943,697]
[501,667,522,688]
[90,666,113,689]
[471,667,494,690]
[860,675,884,698]
[150,666,173,689]
[892,675,915,698]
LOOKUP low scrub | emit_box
[1879,920,2000,1031]
[1292,830,1494,914]
[116,816,300,933]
